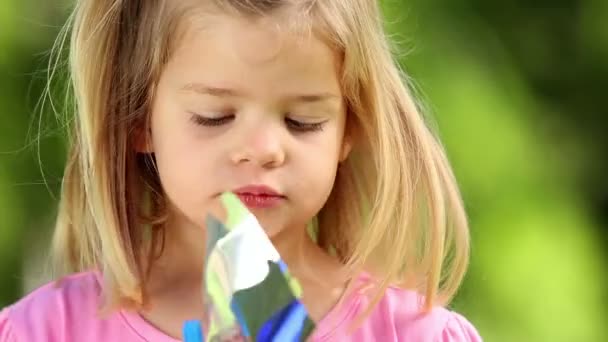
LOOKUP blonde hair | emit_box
[50,0,470,315]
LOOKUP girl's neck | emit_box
[149,212,328,289]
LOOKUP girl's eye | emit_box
[190,113,234,127]
[285,117,327,133]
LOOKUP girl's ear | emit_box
[339,108,355,162]
[133,124,153,153]
[339,133,353,162]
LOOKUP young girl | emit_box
[0,0,481,341]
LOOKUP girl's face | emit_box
[149,13,351,237]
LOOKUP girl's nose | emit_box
[230,123,286,169]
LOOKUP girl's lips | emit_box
[235,193,284,209]
[233,185,285,209]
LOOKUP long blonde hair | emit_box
[50,0,470,315]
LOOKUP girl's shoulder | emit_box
[313,273,482,341]
[381,280,482,342]
[379,283,481,341]
[0,271,113,341]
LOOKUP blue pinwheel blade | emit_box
[183,320,204,342]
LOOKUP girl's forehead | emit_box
[187,14,290,64]
[171,11,338,71]
[162,11,342,100]
[171,2,332,55]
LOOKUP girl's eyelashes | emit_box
[189,113,235,127]
[189,112,328,133]
[284,117,327,133]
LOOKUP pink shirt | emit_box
[0,271,481,341]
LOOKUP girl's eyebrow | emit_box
[180,83,242,97]
[180,82,341,104]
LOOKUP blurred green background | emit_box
[1,1,606,341]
